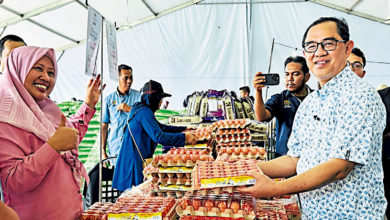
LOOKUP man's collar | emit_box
[116,87,130,96]
[286,85,312,97]
[320,66,351,92]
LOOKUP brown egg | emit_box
[204,200,214,211]
[230,201,240,214]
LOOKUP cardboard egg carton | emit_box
[216,141,252,148]
[215,128,250,136]
[158,184,192,192]
[215,133,252,143]
[151,186,190,199]
[155,166,194,174]
[167,148,211,156]
[152,155,214,168]
[176,193,256,220]
[152,172,192,186]
[217,147,266,160]
[192,160,259,191]
[256,196,301,220]
[212,119,250,130]
[184,143,210,149]
[152,190,186,199]
[106,197,177,220]
[79,202,114,220]
[190,186,238,196]
[194,127,213,142]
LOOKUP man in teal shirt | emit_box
[102,64,141,159]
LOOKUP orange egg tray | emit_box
[217,147,266,160]
[192,160,259,191]
[176,193,256,220]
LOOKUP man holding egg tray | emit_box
[239,17,387,219]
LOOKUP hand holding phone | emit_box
[253,72,280,92]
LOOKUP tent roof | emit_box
[0,0,202,51]
[309,0,390,24]
[0,0,389,52]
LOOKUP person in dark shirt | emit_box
[113,80,197,191]
[379,86,390,218]
[253,56,312,157]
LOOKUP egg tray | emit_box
[215,128,250,136]
[256,197,301,220]
[212,119,250,130]
[215,155,266,164]
[257,209,289,220]
[192,160,259,190]
[157,184,193,192]
[152,172,192,186]
[215,134,252,143]
[79,202,114,220]
[119,180,154,198]
[216,142,252,148]
[152,155,214,168]
[193,127,213,142]
[105,197,177,220]
[152,166,194,174]
[190,186,243,196]
[152,190,187,199]
[176,193,256,220]
[166,148,211,155]
[183,143,211,149]
[217,147,266,160]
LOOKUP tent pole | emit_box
[266,38,275,160]
[265,38,275,100]
[98,16,104,203]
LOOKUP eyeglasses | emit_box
[347,61,364,71]
[303,38,346,53]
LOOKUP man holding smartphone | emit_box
[253,56,312,157]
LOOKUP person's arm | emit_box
[238,158,355,198]
[0,201,20,220]
[138,109,186,147]
[67,103,96,143]
[157,121,186,133]
[67,75,102,141]
[101,123,109,159]
[253,72,273,121]
[258,155,299,178]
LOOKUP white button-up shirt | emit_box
[287,67,387,219]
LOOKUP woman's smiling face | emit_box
[24,56,56,102]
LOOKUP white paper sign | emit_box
[106,20,118,80]
[85,7,102,77]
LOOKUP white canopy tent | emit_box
[1,0,390,109]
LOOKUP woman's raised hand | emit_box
[85,74,106,109]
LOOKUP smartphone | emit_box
[258,73,280,86]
